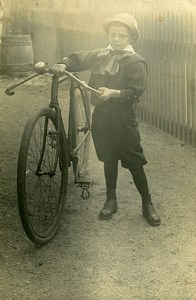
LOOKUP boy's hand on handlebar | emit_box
[98,87,121,100]
[50,64,66,75]
[91,87,115,106]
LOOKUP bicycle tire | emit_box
[17,107,68,244]
[69,81,91,182]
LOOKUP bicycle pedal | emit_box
[77,180,94,199]
[77,180,93,187]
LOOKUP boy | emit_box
[52,13,161,226]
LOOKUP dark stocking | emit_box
[104,160,118,197]
[129,166,150,199]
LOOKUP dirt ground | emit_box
[0,74,195,300]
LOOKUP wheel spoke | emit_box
[17,108,67,244]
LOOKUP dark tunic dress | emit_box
[65,49,148,170]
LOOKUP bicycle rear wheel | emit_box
[17,107,68,244]
[69,81,91,182]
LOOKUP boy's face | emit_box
[108,22,131,51]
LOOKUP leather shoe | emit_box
[99,200,118,220]
[142,195,161,226]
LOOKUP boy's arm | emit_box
[120,61,147,102]
[62,50,101,72]
[97,61,147,103]
[51,49,102,75]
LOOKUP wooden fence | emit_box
[133,10,196,147]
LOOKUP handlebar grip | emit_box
[5,88,15,96]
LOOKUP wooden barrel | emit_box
[1,34,34,77]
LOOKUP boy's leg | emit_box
[129,166,161,226]
[99,160,118,220]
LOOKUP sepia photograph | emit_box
[0,0,195,299]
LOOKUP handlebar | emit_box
[61,69,102,96]
[5,73,40,96]
[5,62,103,96]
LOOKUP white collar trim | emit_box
[106,44,135,54]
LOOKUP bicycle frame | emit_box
[5,66,101,168]
[52,74,91,164]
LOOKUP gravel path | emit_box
[0,76,195,299]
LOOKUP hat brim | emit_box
[103,16,139,43]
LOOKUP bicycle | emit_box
[5,62,102,245]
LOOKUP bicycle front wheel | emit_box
[17,107,68,244]
[70,82,91,182]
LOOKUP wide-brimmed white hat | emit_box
[103,13,139,43]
